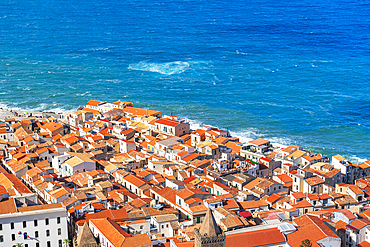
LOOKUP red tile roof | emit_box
[87,100,104,106]
[287,215,340,247]
[266,193,283,204]
[181,153,200,162]
[249,138,270,146]
[293,199,313,208]
[76,208,129,225]
[305,176,324,186]
[156,118,180,127]
[225,227,286,247]
[90,217,130,246]
[291,192,305,199]
[349,185,364,195]
[348,219,370,230]
[358,241,370,247]
[239,200,268,210]
[0,198,17,214]
[17,203,64,213]
[123,174,148,188]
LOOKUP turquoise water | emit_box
[0,0,370,161]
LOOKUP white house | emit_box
[0,198,68,247]
[150,214,179,237]
[61,153,95,177]
[155,119,189,137]
[0,128,14,142]
[52,153,73,175]
[120,139,136,153]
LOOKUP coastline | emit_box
[0,103,367,165]
[0,106,73,122]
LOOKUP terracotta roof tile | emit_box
[287,215,339,247]
[226,227,286,247]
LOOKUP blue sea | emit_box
[1,0,370,161]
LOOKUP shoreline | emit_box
[0,106,73,122]
[0,104,367,164]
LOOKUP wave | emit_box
[82,47,109,52]
[187,118,203,130]
[128,61,191,75]
[16,86,31,91]
[76,91,91,96]
[229,129,263,144]
[0,102,73,114]
[186,116,291,146]
[235,50,248,55]
[348,155,368,164]
[51,92,66,97]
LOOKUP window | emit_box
[36,243,40,247]
[161,225,164,229]
[11,222,14,229]
[46,229,50,237]
[35,231,39,238]
[59,239,62,247]
[24,232,28,239]
[25,244,28,247]
[0,224,1,230]
[197,217,201,224]
[47,241,51,247]
[58,228,61,235]
[140,226,143,229]
[23,221,27,228]
[12,234,15,241]
[57,217,61,224]
[0,235,3,242]
[166,224,169,228]
[34,219,38,227]
[45,218,49,225]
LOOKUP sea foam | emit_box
[128,61,190,75]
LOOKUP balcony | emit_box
[150,224,158,233]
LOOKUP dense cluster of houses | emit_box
[1,100,370,247]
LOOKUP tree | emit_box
[63,239,71,247]
[300,239,312,247]
[14,244,23,247]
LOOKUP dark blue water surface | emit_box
[1,0,370,160]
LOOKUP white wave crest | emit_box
[186,116,291,146]
[16,86,31,91]
[51,93,66,97]
[229,129,264,144]
[0,102,73,114]
[76,91,91,96]
[348,155,368,164]
[187,118,203,130]
[128,61,190,75]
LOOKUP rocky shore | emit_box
[0,107,72,122]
